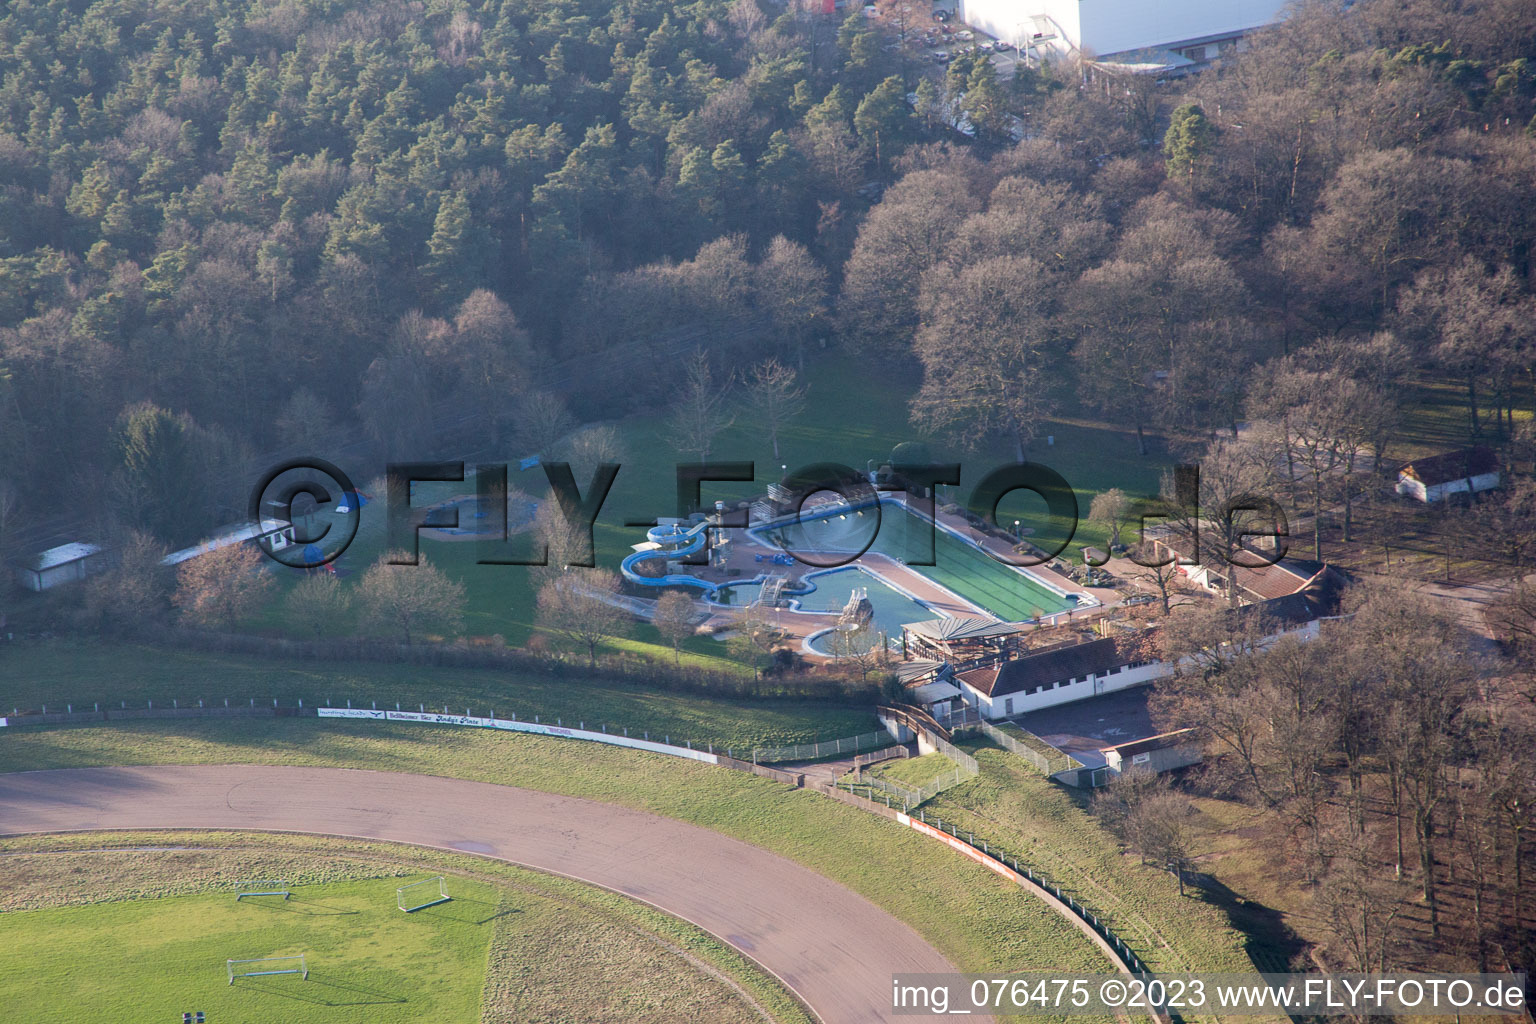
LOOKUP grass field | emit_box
[0,640,878,751]
[0,832,808,1024]
[0,718,1117,993]
[927,743,1262,982]
[1,877,496,1023]
[858,752,959,791]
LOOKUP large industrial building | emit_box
[957,0,1288,67]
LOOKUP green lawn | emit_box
[0,832,809,1024]
[0,718,1116,993]
[926,744,1264,990]
[0,876,496,1024]
[0,640,876,750]
[859,752,960,790]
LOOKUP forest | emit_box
[0,0,1533,550]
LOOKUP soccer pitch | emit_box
[0,877,494,1023]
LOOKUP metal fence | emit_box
[961,720,1081,777]
[0,698,893,766]
[852,745,909,768]
[843,742,980,811]
[931,733,981,775]
[906,806,1156,981]
[749,730,891,763]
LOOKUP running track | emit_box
[0,765,986,1023]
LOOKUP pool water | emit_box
[755,502,1074,622]
[802,568,935,654]
[716,567,934,654]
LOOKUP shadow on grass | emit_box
[238,895,360,916]
[1187,871,1306,973]
[404,895,515,927]
[241,971,408,1005]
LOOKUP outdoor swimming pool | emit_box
[716,567,937,655]
[753,500,1078,622]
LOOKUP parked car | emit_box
[933,49,951,61]
[1122,594,1157,606]
[954,29,973,40]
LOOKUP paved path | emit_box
[0,765,980,1023]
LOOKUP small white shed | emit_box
[16,542,106,591]
[1396,447,1501,503]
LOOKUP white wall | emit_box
[1398,471,1501,502]
[958,0,1284,57]
[957,615,1330,720]
[961,659,1170,719]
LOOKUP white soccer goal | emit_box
[227,954,308,985]
[234,879,290,901]
[397,875,451,913]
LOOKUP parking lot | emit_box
[903,1,1028,77]
[1012,686,1159,759]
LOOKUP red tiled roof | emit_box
[955,665,1001,695]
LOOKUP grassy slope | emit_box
[0,640,876,750]
[0,718,1114,993]
[926,745,1258,981]
[861,751,959,790]
[0,832,806,1024]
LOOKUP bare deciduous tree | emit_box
[536,570,632,666]
[1089,488,1132,551]
[511,390,576,459]
[563,423,626,480]
[173,542,274,630]
[284,570,352,640]
[1125,541,1194,615]
[84,529,171,633]
[744,358,805,462]
[825,624,890,682]
[652,589,697,664]
[356,551,465,645]
[668,351,735,463]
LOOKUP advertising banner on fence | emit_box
[901,814,1018,883]
[315,708,719,765]
[489,717,720,763]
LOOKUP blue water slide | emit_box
[620,520,723,592]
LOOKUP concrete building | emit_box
[1396,447,1502,503]
[14,542,106,592]
[953,566,1349,719]
[1101,729,1203,776]
[955,629,1166,719]
[957,0,1286,65]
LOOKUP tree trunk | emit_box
[1468,375,1481,436]
[1342,453,1357,543]
[1392,772,1405,877]
[1419,809,1439,938]
[1312,472,1324,561]
[1135,421,1147,456]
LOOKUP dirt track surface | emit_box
[0,765,982,1023]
